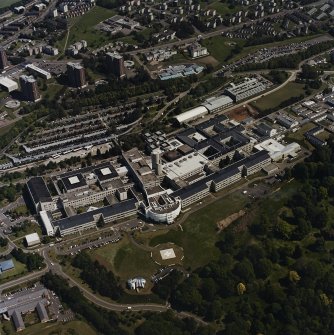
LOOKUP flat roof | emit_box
[68,176,80,184]
[61,173,87,191]
[0,77,18,89]
[162,152,208,180]
[94,163,118,181]
[54,199,137,232]
[27,177,52,204]
[26,64,51,77]
[40,211,54,235]
[172,176,212,200]
[20,75,36,83]
[106,52,123,59]
[67,62,83,70]
[0,259,14,273]
[25,232,40,244]
[202,95,233,111]
[175,106,208,123]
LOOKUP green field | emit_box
[202,36,244,63]
[91,236,159,281]
[88,192,249,288]
[140,193,249,270]
[1,320,97,335]
[251,82,305,112]
[0,0,17,9]
[0,122,16,136]
[56,6,116,52]
[43,81,63,100]
[200,0,242,16]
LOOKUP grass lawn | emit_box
[251,82,305,113]
[43,81,63,100]
[202,36,244,63]
[11,204,29,216]
[0,122,16,136]
[138,192,249,270]
[10,221,43,239]
[57,6,116,51]
[91,236,159,281]
[0,0,17,9]
[162,53,190,66]
[0,259,27,283]
[200,0,243,15]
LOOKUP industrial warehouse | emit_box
[174,76,270,124]
[26,113,301,237]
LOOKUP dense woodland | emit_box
[152,138,334,334]
[72,252,124,301]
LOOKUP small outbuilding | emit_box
[25,233,41,247]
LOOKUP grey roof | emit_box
[54,199,137,231]
[212,165,241,184]
[176,128,203,147]
[243,150,270,168]
[172,176,212,200]
[212,129,250,152]
[61,172,87,191]
[36,302,49,322]
[195,115,228,135]
[59,162,116,178]
[12,310,25,331]
[202,95,233,112]
[255,122,274,135]
[94,163,118,182]
[172,150,270,199]
[27,177,52,203]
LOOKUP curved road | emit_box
[41,249,207,324]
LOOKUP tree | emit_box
[233,260,255,282]
[254,258,272,279]
[288,270,301,283]
[96,215,105,228]
[206,300,222,321]
[237,282,246,295]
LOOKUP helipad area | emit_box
[160,248,176,260]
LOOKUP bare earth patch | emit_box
[217,210,246,233]
[226,105,258,122]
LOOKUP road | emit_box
[0,266,48,293]
[41,248,206,324]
